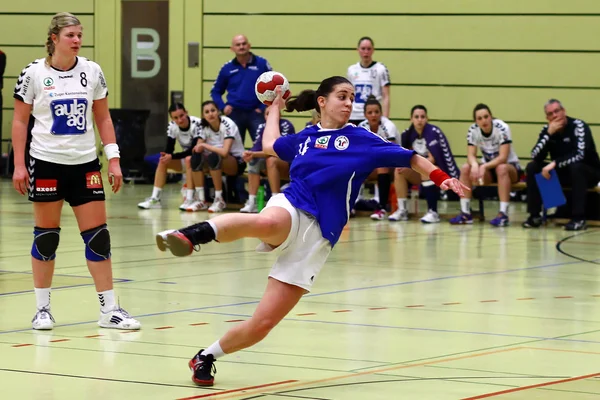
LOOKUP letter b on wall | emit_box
[131,28,161,78]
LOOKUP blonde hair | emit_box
[45,12,81,65]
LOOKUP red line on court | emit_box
[368,307,388,310]
[443,302,461,305]
[84,334,103,338]
[120,330,139,334]
[154,326,174,330]
[49,339,70,343]
[554,296,573,299]
[225,319,244,323]
[190,322,209,326]
[480,300,498,303]
[176,379,299,400]
[405,305,424,308]
[296,312,316,316]
[461,372,600,399]
[332,309,352,313]
[517,297,535,300]
[12,344,33,348]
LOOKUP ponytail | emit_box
[285,90,318,113]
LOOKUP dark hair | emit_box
[410,104,428,117]
[285,76,352,114]
[363,95,382,114]
[357,36,374,47]
[168,102,186,114]
[200,100,219,128]
[473,103,492,121]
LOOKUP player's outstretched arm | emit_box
[262,88,286,156]
[410,153,469,197]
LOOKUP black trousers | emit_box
[526,160,600,219]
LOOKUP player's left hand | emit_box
[272,87,288,111]
[441,178,470,198]
[107,158,123,194]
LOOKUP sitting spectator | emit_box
[390,105,459,223]
[357,96,398,220]
[523,99,600,230]
[241,107,295,213]
[450,104,522,227]
[138,103,200,210]
[190,101,247,213]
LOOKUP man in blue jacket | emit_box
[211,35,272,144]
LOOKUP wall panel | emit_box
[0,15,95,46]
[0,0,93,13]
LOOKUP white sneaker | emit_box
[388,209,409,221]
[208,198,226,213]
[155,229,176,252]
[32,308,55,330]
[98,307,141,330]
[370,209,387,220]
[138,197,161,209]
[240,200,258,213]
[186,200,208,212]
[420,209,440,224]
[179,199,195,211]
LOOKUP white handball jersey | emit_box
[347,61,390,121]
[358,116,398,141]
[197,116,244,158]
[14,57,108,165]
[167,116,202,151]
[467,119,520,165]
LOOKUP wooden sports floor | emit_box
[1,179,599,399]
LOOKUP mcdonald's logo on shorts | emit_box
[86,172,103,189]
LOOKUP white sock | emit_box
[500,202,509,214]
[186,189,194,201]
[460,198,471,214]
[397,198,407,211]
[207,220,218,239]
[214,190,223,200]
[34,288,51,310]
[98,289,116,313]
[248,194,256,203]
[151,186,162,199]
[195,188,205,202]
[203,340,225,359]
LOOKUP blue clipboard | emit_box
[535,170,567,209]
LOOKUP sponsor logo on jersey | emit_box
[59,74,73,79]
[43,77,55,91]
[315,135,331,149]
[335,136,349,151]
[36,179,58,193]
[50,98,88,135]
[99,71,107,88]
[86,172,103,189]
[248,65,258,70]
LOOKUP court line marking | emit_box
[0,258,586,335]
[191,347,523,400]
[461,371,600,399]
[522,346,600,356]
[176,380,299,400]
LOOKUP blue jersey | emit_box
[273,124,415,246]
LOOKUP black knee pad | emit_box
[31,227,61,261]
[81,224,111,261]
[191,153,205,172]
[207,152,222,170]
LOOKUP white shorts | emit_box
[256,193,332,292]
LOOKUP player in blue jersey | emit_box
[154,76,468,386]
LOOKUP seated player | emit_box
[138,103,200,210]
[449,104,522,226]
[241,107,295,213]
[390,105,459,223]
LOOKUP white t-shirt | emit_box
[167,116,202,151]
[467,118,520,165]
[14,57,108,165]
[196,116,244,158]
[347,61,390,121]
[357,116,398,140]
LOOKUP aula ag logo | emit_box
[50,98,88,135]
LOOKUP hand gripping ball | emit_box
[255,71,291,106]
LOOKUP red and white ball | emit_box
[255,71,291,106]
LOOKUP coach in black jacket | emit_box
[523,99,600,230]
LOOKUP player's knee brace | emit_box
[31,227,61,261]
[191,153,205,172]
[207,152,222,170]
[81,224,111,261]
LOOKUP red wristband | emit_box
[429,169,451,187]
